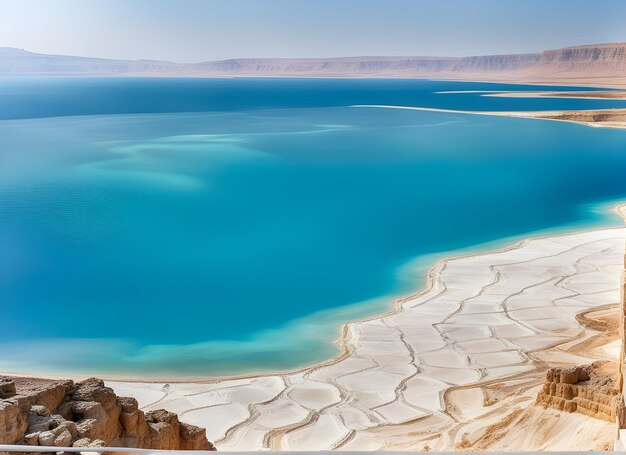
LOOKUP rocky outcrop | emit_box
[0,377,214,451]
[536,361,621,422]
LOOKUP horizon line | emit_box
[3,40,626,65]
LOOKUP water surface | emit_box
[1,78,626,376]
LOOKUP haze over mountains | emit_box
[1,42,626,86]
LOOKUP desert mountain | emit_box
[1,42,625,86]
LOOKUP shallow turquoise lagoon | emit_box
[1,78,626,376]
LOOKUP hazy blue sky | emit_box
[1,0,625,62]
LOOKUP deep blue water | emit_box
[0,77,624,120]
[1,78,626,376]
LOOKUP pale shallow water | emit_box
[1,78,626,376]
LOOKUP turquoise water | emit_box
[1,78,626,376]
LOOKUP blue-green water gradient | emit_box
[1,78,626,376]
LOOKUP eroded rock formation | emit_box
[536,361,621,422]
[0,377,214,451]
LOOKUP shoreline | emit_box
[100,207,625,450]
[3,205,625,450]
[352,104,626,130]
[2,202,625,384]
[484,90,626,100]
[4,74,626,90]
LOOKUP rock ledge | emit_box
[0,376,215,451]
[536,361,621,422]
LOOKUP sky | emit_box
[1,0,626,62]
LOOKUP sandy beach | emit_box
[485,90,626,100]
[353,104,626,130]
[106,216,626,451]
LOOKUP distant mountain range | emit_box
[1,42,626,86]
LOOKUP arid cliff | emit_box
[537,43,626,75]
[2,42,626,86]
[189,53,541,76]
[0,377,214,451]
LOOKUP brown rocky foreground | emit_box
[536,361,622,422]
[0,377,214,451]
